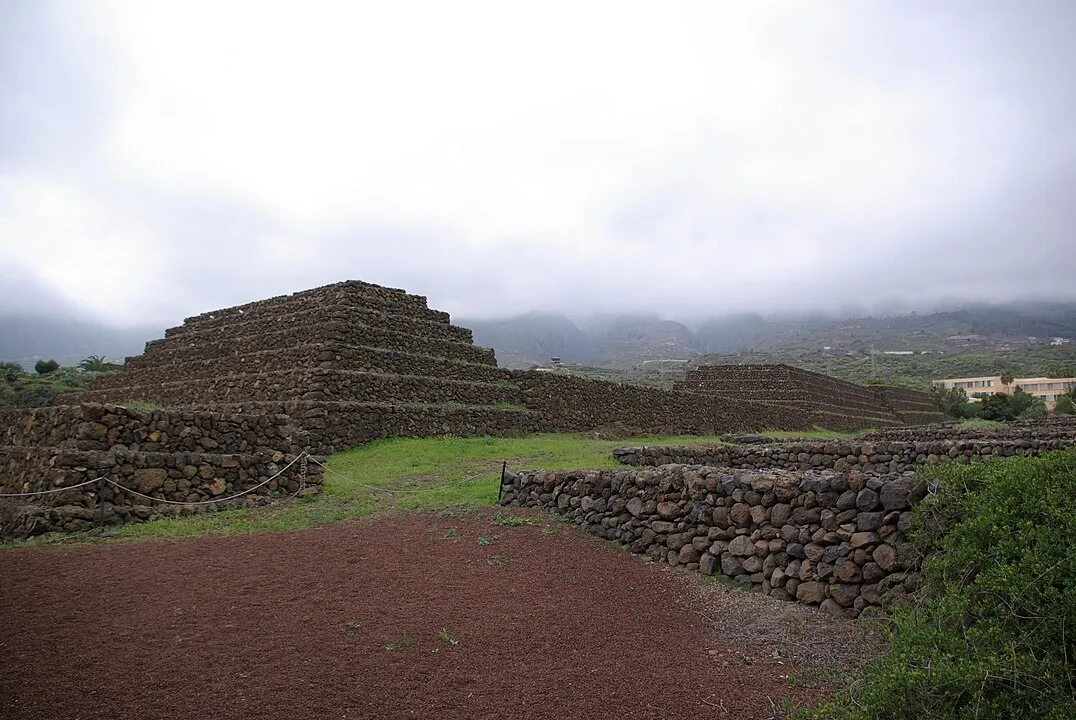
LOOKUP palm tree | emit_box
[78,355,111,372]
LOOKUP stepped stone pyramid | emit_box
[675,364,946,429]
[65,281,540,452]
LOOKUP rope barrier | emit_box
[3,451,504,507]
[0,454,306,505]
[0,476,101,498]
[104,453,307,506]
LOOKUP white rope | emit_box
[306,455,496,494]
[104,453,307,506]
[0,476,101,498]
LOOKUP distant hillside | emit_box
[460,313,591,368]
[464,313,699,368]
[0,315,162,369]
[462,301,1076,372]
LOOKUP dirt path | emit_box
[0,510,858,720]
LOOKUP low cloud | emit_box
[2,1,1075,328]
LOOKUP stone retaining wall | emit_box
[90,343,507,391]
[159,302,474,348]
[0,403,322,538]
[501,464,925,616]
[511,371,906,434]
[65,369,523,408]
[611,437,1074,475]
[126,320,496,369]
[1,446,319,538]
[871,386,948,425]
[1,404,308,454]
[170,279,448,333]
[204,400,541,454]
[676,364,946,427]
[511,371,795,434]
[859,416,1076,443]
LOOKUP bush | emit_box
[34,359,59,375]
[799,452,1076,719]
[976,388,1046,421]
[931,385,979,418]
[0,361,23,382]
[1055,396,1075,415]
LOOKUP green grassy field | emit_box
[16,432,743,544]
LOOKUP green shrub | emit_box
[976,388,1047,421]
[1054,396,1075,415]
[34,358,59,374]
[800,452,1076,720]
[931,385,979,418]
[0,361,23,381]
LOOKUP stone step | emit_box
[126,319,497,368]
[677,384,897,419]
[170,280,448,336]
[63,369,524,408]
[1,403,307,455]
[180,400,544,454]
[159,301,473,348]
[92,342,508,392]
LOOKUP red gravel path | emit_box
[0,510,819,720]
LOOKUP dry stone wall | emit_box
[125,321,497,369]
[501,464,925,617]
[611,436,1075,475]
[62,281,519,430]
[201,400,539,454]
[1,404,308,454]
[1,404,320,538]
[870,386,948,425]
[859,416,1076,443]
[511,371,803,435]
[170,280,448,333]
[69,369,523,408]
[676,364,946,428]
[88,342,508,391]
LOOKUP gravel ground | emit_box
[0,509,879,720]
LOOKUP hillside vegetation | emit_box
[464,301,1076,370]
[795,451,1076,719]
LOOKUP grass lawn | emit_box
[14,432,725,544]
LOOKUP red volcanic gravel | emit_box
[0,510,827,720]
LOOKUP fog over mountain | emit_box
[3,2,1076,328]
[462,301,1076,368]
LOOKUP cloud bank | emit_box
[2,0,1074,326]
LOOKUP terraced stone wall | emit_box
[123,320,496,370]
[204,400,540,454]
[2,404,308,454]
[502,464,924,617]
[859,416,1076,443]
[675,365,913,429]
[510,371,805,435]
[169,280,446,334]
[0,404,320,538]
[69,369,523,408]
[869,386,949,425]
[611,436,1075,474]
[89,342,507,391]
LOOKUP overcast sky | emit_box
[2,0,1075,328]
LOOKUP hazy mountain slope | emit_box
[0,315,161,368]
[589,316,697,368]
[463,302,1076,370]
[462,313,592,368]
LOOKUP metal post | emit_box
[96,477,105,535]
[497,461,507,503]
